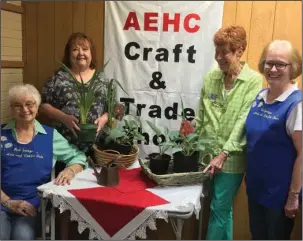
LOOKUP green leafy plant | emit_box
[59,60,110,124]
[106,115,145,146]
[160,95,215,157]
[146,120,175,156]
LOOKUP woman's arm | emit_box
[40,73,80,134]
[39,103,80,136]
[52,129,87,185]
[222,76,263,154]
[289,130,302,192]
[39,103,69,124]
[1,190,10,203]
[284,130,302,218]
[55,164,84,186]
[94,112,109,134]
[1,190,36,216]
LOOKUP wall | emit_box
[1,1,23,124]
[22,1,302,239]
[222,1,302,88]
[23,1,104,92]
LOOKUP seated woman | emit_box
[245,40,302,239]
[0,84,87,240]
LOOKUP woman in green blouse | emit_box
[196,25,263,240]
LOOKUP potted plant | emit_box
[95,78,134,153]
[59,60,109,142]
[161,97,215,173]
[96,102,125,150]
[104,115,145,155]
[145,120,174,175]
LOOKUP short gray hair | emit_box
[8,84,41,106]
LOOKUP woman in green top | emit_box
[196,25,263,240]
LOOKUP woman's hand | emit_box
[284,193,299,218]
[62,114,80,138]
[8,200,37,217]
[94,113,109,135]
[203,152,227,176]
[55,167,75,186]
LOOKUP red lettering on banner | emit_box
[163,13,180,32]
[184,14,200,33]
[144,12,158,31]
[124,12,200,33]
[123,12,140,30]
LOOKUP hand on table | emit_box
[55,168,75,186]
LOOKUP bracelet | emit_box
[289,189,300,195]
[66,167,76,177]
[1,199,10,209]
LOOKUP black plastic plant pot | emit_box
[96,130,110,149]
[78,124,98,143]
[173,151,199,173]
[149,153,171,175]
[110,141,132,155]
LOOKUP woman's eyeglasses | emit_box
[264,61,292,70]
[11,102,36,111]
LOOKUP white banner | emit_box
[104,1,224,157]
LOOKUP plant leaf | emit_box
[197,146,206,151]
[112,79,129,96]
[172,147,183,153]
[109,128,125,139]
[146,120,162,136]
[168,131,180,140]
[160,141,177,147]
[186,133,198,142]
[101,59,110,72]
[179,93,186,120]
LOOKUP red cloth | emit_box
[68,168,169,237]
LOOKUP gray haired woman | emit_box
[0,84,87,240]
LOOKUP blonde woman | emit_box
[245,40,302,239]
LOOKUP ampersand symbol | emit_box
[149,72,166,90]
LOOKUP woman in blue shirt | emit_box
[245,40,302,240]
[0,84,87,240]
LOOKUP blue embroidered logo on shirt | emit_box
[208,93,217,100]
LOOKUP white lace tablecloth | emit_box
[37,161,203,240]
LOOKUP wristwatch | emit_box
[1,199,10,209]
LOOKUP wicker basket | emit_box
[92,144,139,168]
[139,159,210,186]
